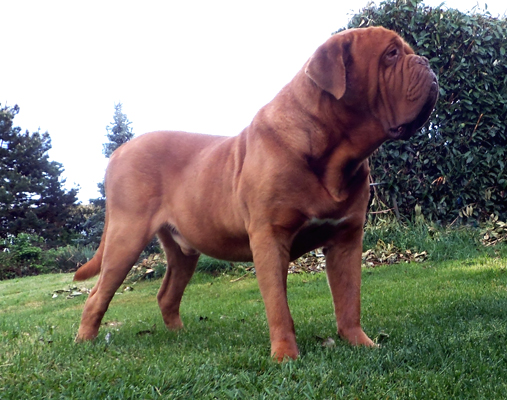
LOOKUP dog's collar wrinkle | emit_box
[305,154,325,179]
[307,216,350,228]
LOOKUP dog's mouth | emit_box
[388,79,438,141]
[388,121,418,140]
[389,124,408,138]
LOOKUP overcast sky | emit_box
[2,0,506,203]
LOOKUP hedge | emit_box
[345,0,507,223]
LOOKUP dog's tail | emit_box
[73,223,107,281]
[74,238,105,281]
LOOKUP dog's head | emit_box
[305,27,438,141]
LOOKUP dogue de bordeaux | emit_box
[74,27,438,361]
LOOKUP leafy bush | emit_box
[45,245,96,273]
[346,0,507,223]
[480,213,507,245]
[9,233,43,263]
[363,216,488,262]
[0,230,241,280]
[196,255,237,274]
[0,233,96,280]
[72,203,105,248]
[0,233,46,279]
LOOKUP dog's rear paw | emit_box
[75,329,98,342]
[163,316,184,331]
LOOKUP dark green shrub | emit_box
[0,233,46,279]
[10,233,43,263]
[363,217,487,262]
[346,0,507,223]
[45,245,96,273]
[196,255,236,274]
[0,252,18,280]
[0,234,98,279]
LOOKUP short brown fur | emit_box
[74,27,438,361]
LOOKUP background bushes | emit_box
[2,2,507,280]
[0,233,95,280]
[346,0,507,223]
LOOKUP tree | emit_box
[79,103,135,247]
[82,102,158,253]
[0,104,80,246]
[347,0,507,223]
[103,102,135,158]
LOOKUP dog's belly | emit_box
[168,222,254,262]
[169,215,352,263]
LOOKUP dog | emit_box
[74,27,438,361]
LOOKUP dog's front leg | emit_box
[325,223,375,347]
[249,229,299,361]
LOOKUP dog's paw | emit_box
[163,316,184,331]
[75,331,97,342]
[338,327,375,347]
[271,340,299,362]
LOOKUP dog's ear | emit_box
[305,36,348,100]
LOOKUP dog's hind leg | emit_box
[76,217,156,341]
[156,226,200,331]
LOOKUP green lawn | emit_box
[1,254,506,399]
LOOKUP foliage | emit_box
[0,233,97,280]
[363,215,492,262]
[480,213,507,245]
[346,0,507,223]
[82,103,135,248]
[73,203,105,248]
[126,253,167,282]
[196,255,237,274]
[1,255,506,398]
[3,215,505,280]
[0,233,47,279]
[45,244,96,273]
[0,104,80,246]
[102,102,135,158]
[8,233,44,262]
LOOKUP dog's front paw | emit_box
[338,326,376,347]
[271,339,299,362]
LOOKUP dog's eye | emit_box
[385,48,399,63]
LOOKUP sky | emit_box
[2,0,506,203]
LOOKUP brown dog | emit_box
[74,27,438,361]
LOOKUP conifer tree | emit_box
[103,102,134,158]
[81,103,135,246]
[0,104,79,245]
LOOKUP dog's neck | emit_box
[263,69,387,160]
[248,69,386,203]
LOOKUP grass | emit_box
[363,218,491,262]
[1,239,506,399]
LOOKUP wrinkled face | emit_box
[364,29,439,139]
[305,27,439,140]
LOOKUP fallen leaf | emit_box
[321,337,336,348]
[376,331,390,345]
[102,321,123,327]
[137,324,156,336]
[230,274,248,283]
